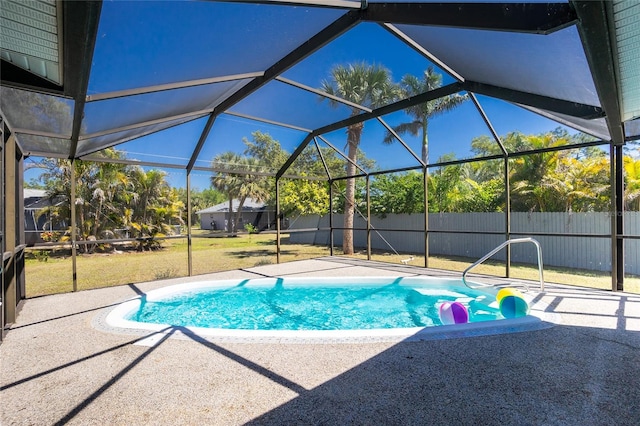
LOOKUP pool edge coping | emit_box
[92,276,560,344]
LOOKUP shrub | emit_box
[154,267,178,280]
[254,257,273,266]
[244,223,258,234]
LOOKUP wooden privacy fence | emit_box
[288,212,639,275]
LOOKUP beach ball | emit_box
[496,287,524,303]
[439,301,469,325]
[499,295,529,318]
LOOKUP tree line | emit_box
[29,127,639,250]
[369,129,639,215]
[212,128,640,219]
[31,150,184,250]
[26,62,640,254]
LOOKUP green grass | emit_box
[24,233,333,297]
[371,253,639,293]
[24,232,639,297]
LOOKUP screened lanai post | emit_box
[186,113,217,272]
[70,162,77,292]
[609,145,617,290]
[610,144,625,291]
[1,123,5,338]
[3,134,17,324]
[423,165,428,268]
[329,180,334,256]
[366,175,371,261]
[186,173,193,276]
[504,158,511,278]
[606,144,625,291]
[574,1,626,290]
[16,153,25,301]
[615,144,624,291]
[276,177,281,264]
[422,161,429,268]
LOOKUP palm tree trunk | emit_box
[92,199,102,237]
[343,124,361,255]
[78,205,87,253]
[234,197,247,234]
[421,123,429,165]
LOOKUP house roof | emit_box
[196,198,267,214]
[24,189,48,199]
[23,189,65,210]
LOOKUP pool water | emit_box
[124,277,503,331]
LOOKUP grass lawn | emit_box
[25,233,333,297]
[380,254,640,293]
[25,231,639,297]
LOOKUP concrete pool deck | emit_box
[1,257,639,425]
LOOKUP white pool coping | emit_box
[95,276,559,344]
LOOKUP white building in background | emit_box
[196,198,279,232]
[24,189,66,245]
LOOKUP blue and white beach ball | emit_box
[499,295,529,318]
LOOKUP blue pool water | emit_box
[122,277,503,331]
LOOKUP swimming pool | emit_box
[103,276,551,342]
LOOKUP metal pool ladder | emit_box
[462,237,545,292]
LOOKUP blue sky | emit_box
[26,1,599,189]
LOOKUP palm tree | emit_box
[129,168,168,224]
[149,187,185,235]
[539,156,609,212]
[211,152,245,233]
[321,62,398,254]
[212,151,275,234]
[232,157,271,233]
[384,67,468,164]
[39,154,129,248]
[510,134,565,212]
[427,154,472,212]
[125,167,180,249]
[90,160,131,239]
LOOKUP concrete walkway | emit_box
[1,258,639,425]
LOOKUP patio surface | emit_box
[1,257,639,425]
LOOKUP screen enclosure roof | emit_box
[1,0,639,178]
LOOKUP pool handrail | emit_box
[462,237,544,292]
